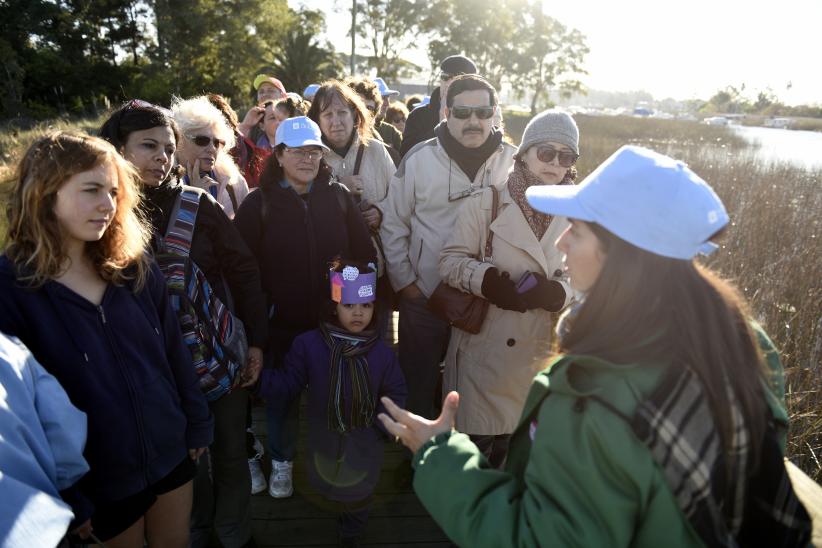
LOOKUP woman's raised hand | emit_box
[378,391,460,454]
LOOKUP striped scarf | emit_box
[507,160,573,240]
[320,322,379,434]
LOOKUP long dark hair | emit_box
[99,100,183,180]
[561,223,768,468]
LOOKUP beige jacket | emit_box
[438,183,578,434]
[323,133,395,204]
[380,137,517,296]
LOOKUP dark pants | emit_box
[398,294,450,420]
[469,434,511,469]
[190,388,252,548]
[266,391,299,461]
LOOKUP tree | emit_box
[262,9,344,94]
[510,2,588,115]
[422,0,522,89]
[353,0,425,80]
[151,0,293,102]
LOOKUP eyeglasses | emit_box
[440,71,464,82]
[284,147,323,161]
[534,146,579,168]
[123,99,173,117]
[450,106,495,120]
[190,135,227,149]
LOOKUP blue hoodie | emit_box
[0,257,213,507]
[0,333,89,546]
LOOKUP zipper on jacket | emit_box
[99,302,151,486]
[97,305,107,324]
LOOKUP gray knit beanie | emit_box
[519,109,579,156]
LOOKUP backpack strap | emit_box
[353,144,366,176]
[482,186,499,262]
[164,188,203,257]
[226,183,239,213]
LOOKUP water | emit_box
[733,125,822,171]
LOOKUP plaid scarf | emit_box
[506,160,573,240]
[591,365,811,547]
[320,322,379,434]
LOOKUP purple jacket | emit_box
[259,329,406,502]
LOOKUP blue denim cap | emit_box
[525,145,729,260]
[303,84,320,100]
[373,77,399,97]
[274,116,328,151]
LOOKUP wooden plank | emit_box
[252,514,449,546]
[786,459,822,546]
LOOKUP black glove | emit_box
[521,273,566,312]
[481,268,527,312]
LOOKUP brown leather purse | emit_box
[427,186,499,334]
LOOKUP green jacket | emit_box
[412,324,787,547]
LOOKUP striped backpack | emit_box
[156,188,248,401]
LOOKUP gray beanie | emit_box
[519,109,579,156]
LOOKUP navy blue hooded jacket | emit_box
[0,257,213,507]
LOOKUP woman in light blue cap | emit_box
[377,145,811,547]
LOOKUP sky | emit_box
[291,0,822,106]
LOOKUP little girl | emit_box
[258,260,406,547]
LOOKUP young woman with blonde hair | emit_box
[0,131,212,547]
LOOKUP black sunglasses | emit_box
[535,146,579,168]
[450,106,495,120]
[190,135,227,149]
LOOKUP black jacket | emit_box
[233,174,376,356]
[0,258,213,507]
[143,179,268,350]
[399,87,442,158]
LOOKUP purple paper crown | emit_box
[330,266,377,304]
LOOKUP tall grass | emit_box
[2,113,821,478]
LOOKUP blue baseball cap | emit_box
[303,84,320,100]
[373,77,399,97]
[413,95,430,110]
[274,116,328,151]
[525,145,729,260]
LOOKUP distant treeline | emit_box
[0,0,340,121]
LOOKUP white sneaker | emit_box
[249,456,267,494]
[268,459,293,498]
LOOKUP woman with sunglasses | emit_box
[234,116,375,501]
[172,96,250,219]
[436,110,580,467]
[380,145,812,547]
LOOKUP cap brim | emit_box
[525,184,594,221]
[383,90,400,96]
[277,138,329,152]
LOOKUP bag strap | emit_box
[352,144,366,176]
[482,185,499,261]
[226,183,239,213]
[164,188,203,257]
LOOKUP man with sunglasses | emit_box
[399,55,478,158]
[380,74,516,446]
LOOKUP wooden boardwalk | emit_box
[245,401,450,547]
[241,314,451,547]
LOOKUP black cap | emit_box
[439,55,478,76]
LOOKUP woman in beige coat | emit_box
[438,110,581,466]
